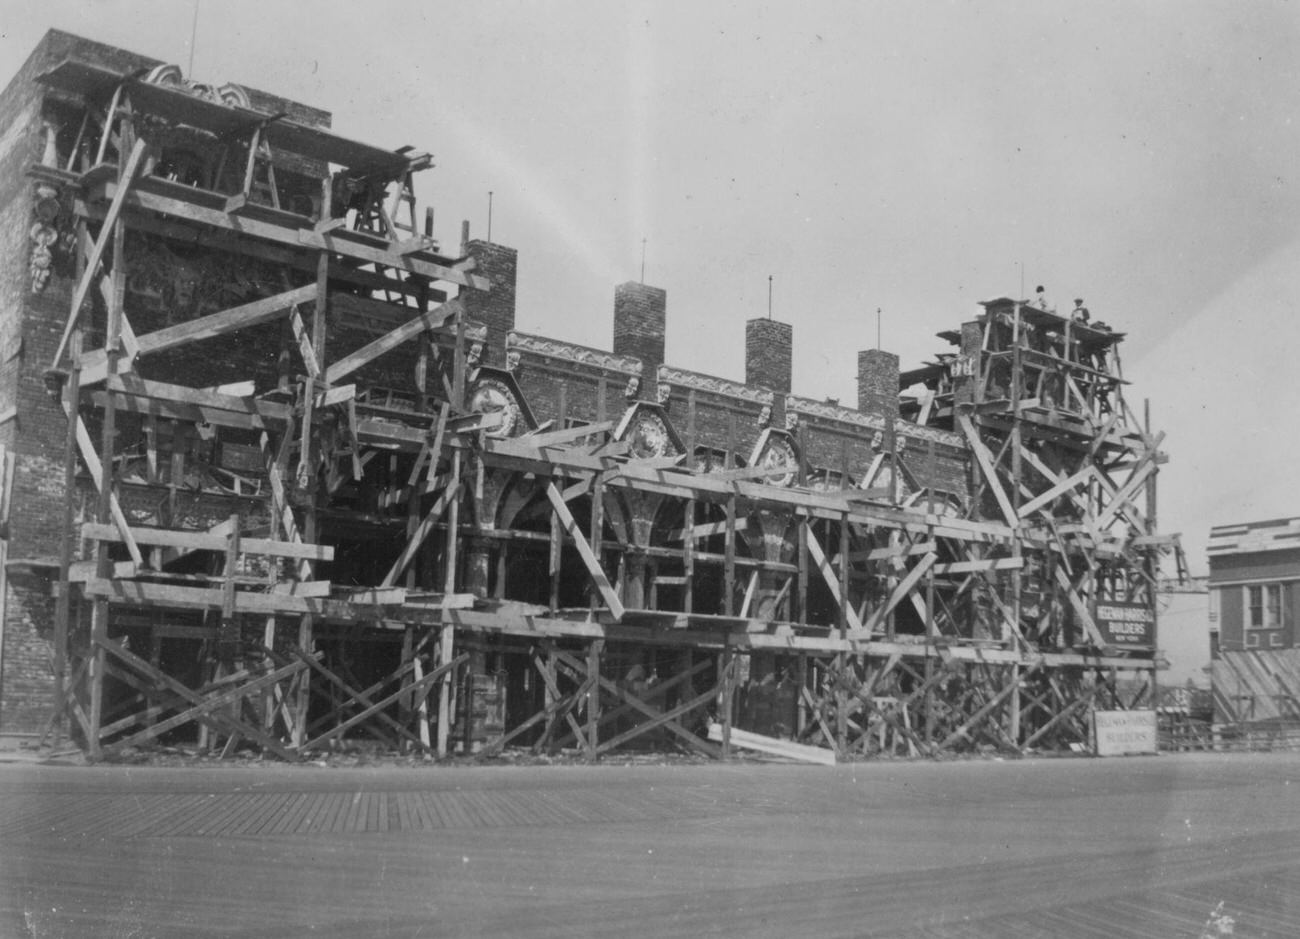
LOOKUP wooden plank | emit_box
[931,557,1025,575]
[856,541,937,562]
[381,475,461,587]
[595,684,717,755]
[87,178,488,289]
[738,571,759,618]
[78,284,317,384]
[81,522,332,561]
[1094,459,1157,529]
[103,654,308,754]
[803,528,864,632]
[104,374,290,419]
[88,389,286,432]
[1018,466,1093,519]
[524,421,616,449]
[79,579,406,620]
[95,637,301,762]
[545,483,625,620]
[1054,566,1108,647]
[707,723,836,765]
[52,138,147,368]
[292,651,430,754]
[303,654,467,751]
[322,298,464,385]
[957,414,1019,529]
[290,306,321,378]
[552,649,717,759]
[666,518,749,543]
[67,405,142,566]
[938,661,1040,750]
[860,552,937,635]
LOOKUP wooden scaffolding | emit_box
[28,56,1174,763]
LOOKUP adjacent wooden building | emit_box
[1208,518,1300,729]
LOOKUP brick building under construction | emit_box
[0,31,1177,762]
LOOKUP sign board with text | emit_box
[1093,709,1158,756]
[1095,601,1155,648]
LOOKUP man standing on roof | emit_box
[1071,298,1090,324]
[1034,285,1054,313]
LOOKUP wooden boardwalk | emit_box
[2,753,1299,937]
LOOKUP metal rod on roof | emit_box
[641,238,647,283]
[877,308,882,350]
[768,275,773,320]
[188,0,200,76]
[487,191,493,244]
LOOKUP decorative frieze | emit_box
[508,332,643,376]
[656,365,773,406]
[785,394,963,449]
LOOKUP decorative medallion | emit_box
[628,411,670,459]
[757,435,798,487]
[468,376,521,438]
[624,376,640,399]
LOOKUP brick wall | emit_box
[508,334,638,428]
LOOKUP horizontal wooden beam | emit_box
[80,578,437,621]
[82,522,333,561]
[87,178,489,290]
[931,556,1025,575]
[666,518,750,543]
[79,284,318,384]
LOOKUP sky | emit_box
[2,0,1297,681]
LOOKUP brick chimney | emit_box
[613,282,667,395]
[462,238,517,366]
[857,348,900,423]
[745,318,793,393]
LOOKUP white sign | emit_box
[1093,709,1158,756]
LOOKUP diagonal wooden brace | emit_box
[545,483,625,620]
[303,653,467,751]
[96,637,303,761]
